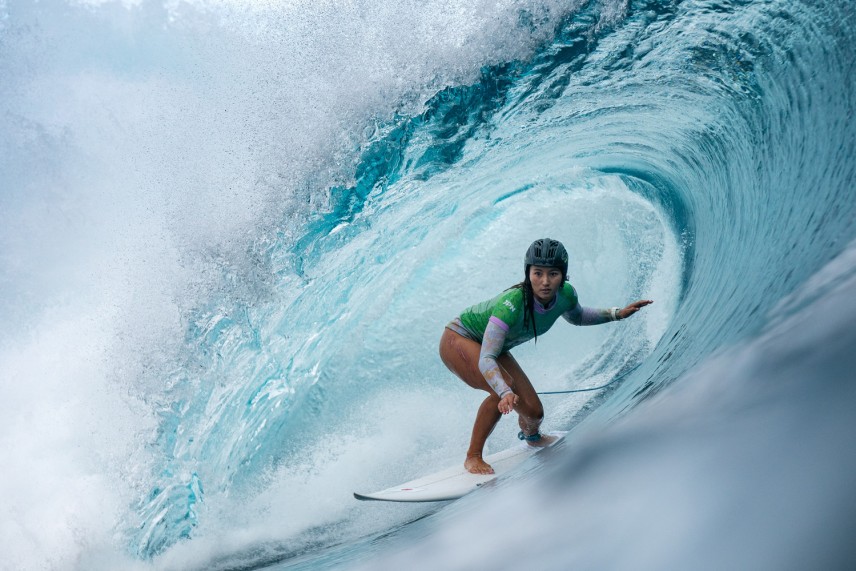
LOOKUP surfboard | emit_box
[354,432,565,502]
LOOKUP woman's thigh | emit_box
[440,329,539,404]
[439,328,492,391]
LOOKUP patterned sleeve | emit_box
[563,304,616,325]
[478,318,513,398]
[562,285,618,326]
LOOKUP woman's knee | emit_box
[516,398,544,421]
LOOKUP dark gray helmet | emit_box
[524,238,569,277]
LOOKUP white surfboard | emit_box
[354,432,565,502]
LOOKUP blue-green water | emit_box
[1,0,854,569]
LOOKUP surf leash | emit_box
[536,367,637,395]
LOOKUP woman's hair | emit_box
[509,263,569,344]
[510,268,539,343]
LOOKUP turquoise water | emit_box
[1,0,854,569]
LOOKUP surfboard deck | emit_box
[354,432,565,502]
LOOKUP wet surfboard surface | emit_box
[354,432,565,502]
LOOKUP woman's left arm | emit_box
[564,299,653,325]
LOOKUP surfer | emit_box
[439,238,652,475]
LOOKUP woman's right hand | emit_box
[498,392,518,414]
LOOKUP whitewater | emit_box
[1,0,854,569]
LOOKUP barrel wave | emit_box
[1,0,854,569]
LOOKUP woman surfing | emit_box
[439,238,652,474]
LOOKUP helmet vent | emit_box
[524,238,568,276]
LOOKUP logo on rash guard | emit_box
[504,300,516,312]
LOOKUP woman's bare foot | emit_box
[524,433,558,448]
[464,453,495,474]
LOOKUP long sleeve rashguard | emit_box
[446,282,620,397]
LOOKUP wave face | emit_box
[1,0,854,569]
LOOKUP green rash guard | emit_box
[459,282,579,351]
[448,282,618,398]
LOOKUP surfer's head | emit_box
[524,238,568,282]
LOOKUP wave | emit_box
[1,0,854,569]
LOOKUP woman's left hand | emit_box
[498,392,518,415]
[618,299,654,319]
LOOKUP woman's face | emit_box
[528,265,563,305]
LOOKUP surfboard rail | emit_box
[354,432,565,503]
